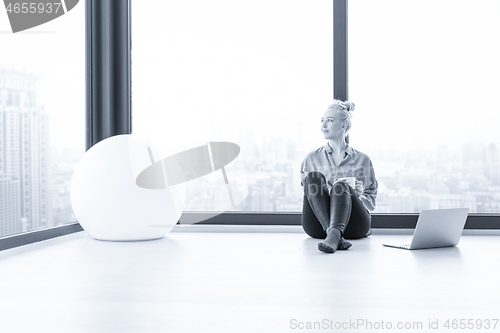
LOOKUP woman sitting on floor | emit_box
[300,100,378,253]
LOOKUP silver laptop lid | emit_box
[410,208,469,249]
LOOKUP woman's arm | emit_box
[359,160,378,211]
[300,159,307,189]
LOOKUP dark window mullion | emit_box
[85,0,131,151]
[333,0,348,101]
[333,0,349,144]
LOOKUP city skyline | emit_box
[0,69,52,237]
[182,132,500,214]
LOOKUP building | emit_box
[462,142,484,173]
[0,68,52,237]
[0,176,20,236]
[429,193,477,211]
[483,143,500,185]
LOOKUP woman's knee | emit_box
[330,182,354,197]
[304,172,327,196]
[304,171,325,184]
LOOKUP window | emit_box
[132,0,333,213]
[0,3,84,238]
[348,0,500,213]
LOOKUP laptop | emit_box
[382,208,469,250]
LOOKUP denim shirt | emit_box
[300,143,378,212]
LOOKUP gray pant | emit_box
[301,171,371,239]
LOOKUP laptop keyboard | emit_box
[396,244,411,249]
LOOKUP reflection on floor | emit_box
[0,226,499,333]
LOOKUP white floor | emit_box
[1,226,499,333]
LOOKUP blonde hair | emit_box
[327,99,355,136]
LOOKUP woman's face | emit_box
[320,107,345,140]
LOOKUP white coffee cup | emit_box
[336,177,356,189]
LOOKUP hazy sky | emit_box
[132,0,500,158]
[1,1,498,158]
[0,2,85,152]
[349,0,500,153]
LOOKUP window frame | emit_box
[1,0,499,252]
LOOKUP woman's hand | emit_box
[354,180,363,196]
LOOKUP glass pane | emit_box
[133,0,333,213]
[0,4,84,238]
[349,0,500,213]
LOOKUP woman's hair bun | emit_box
[329,99,355,112]
[343,101,355,112]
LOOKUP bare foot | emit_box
[318,228,341,253]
